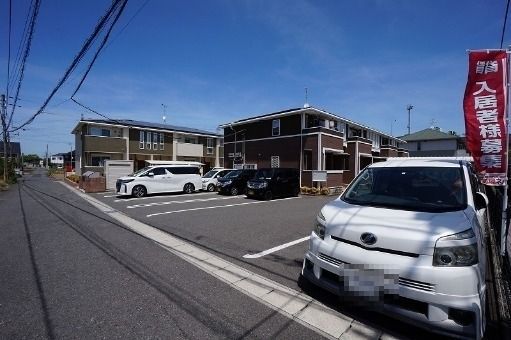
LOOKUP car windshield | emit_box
[254,169,273,180]
[202,170,217,178]
[342,166,467,212]
[132,167,152,177]
[224,170,241,178]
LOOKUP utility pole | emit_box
[45,144,48,169]
[1,94,8,182]
[406,104,414,135]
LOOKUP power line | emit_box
[6,0,12,100]
[7,0,41,130]
[71,0,128,97]
[9,0,127,133]
[501,0,510,49]
[8,0,35,92]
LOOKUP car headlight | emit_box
[121,179,134,183]
[313,210,326,240]
[433,229,478,266]
[224,180,232,185]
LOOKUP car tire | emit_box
[183,183,195,194]
[297,274,313,293]
[230,187,239,196]
[292,187,300,197]
[132,185,147,198]
[207,184,216,192]
[264,190,273,200]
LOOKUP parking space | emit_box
[92,191,332,289]
[89,189,446,339]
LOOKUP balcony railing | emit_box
[176,142,204,157]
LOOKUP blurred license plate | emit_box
[247,190,254,195]
[339,266,398,300]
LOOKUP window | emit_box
[184,137,195,144]
[153,132,158,150]
[303,150,312,170]
[150,167,167,176]
[146,131,152,150]
[325,153,349,170]
[90,127,111,137]
[160,133,164,150]
[207,138,214,155]
[272,119,280,136]
[271,156,280,168]
[139,131,144,149]
[166,166,200,175]
[417,141,422,151]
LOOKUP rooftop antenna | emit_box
[304,88,310,108]
[161,104,167,124]
[430,118,437,129]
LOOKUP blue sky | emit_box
[0,0,507,156]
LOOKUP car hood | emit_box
[248,179,268,184]
[118,176,135,181]
[321,198,471,256]
[217,177,235,182]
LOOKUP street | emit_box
[1,169,449,339]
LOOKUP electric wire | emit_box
[6,0,12,100]
[7,0,41,130]
[8,0,35,92]
[9,0,125,133]
[71,0,128,98]
[501,0,510,49]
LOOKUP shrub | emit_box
[320,187,330,195]
[300,186,310,194]
[0,180,8,191]
[67,174,80,183]
[310,187,320,195]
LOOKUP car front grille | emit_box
[398,277,435,292]
[318,253,348,266]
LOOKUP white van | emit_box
[301,159,489,339]
[201,168,233,191]
[116,164,202,197]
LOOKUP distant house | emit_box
[398,128,468,157]
[50,154,65,167]
[0,141,21,162]
[220,106,408,188]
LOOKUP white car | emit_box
[301,159,488,339]
[116,165,202,197]
[201,168,233,191]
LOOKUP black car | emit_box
[217,169,257,195]
[246,168,300,200]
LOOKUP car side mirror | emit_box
[474,192,488,210]
[148,172,154,177]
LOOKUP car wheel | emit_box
[207,184,216,192]
[183,183,195,194]
[132,185,147,198]
[230,187,239,196]
[292,187,300,197]
[264,191,273,200]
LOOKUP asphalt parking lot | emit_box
[90,190,447,339]
[92,191,331,290]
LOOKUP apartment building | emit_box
[72,119,223,175]
[220,106,408,187]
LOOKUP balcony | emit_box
[83,135,126,153]
[302,126,344,137]
[176,142,204,157]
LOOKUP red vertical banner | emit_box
[463,50,508,186]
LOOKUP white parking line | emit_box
[146,197,300,217]
[114,192,215,202]
[127,196,239,209]
[242,236,311,259]
[103,194,118,198]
